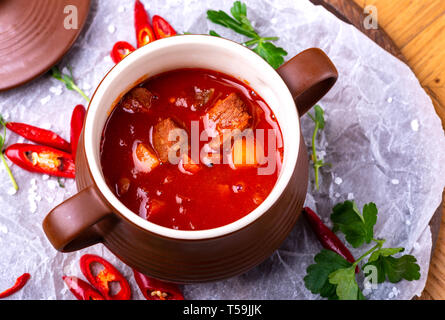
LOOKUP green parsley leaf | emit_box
[331,201,378,248]
[314,105,325,130]
[368,247,404,262]
[304,249,352,300]
[207,9,257,38]
[57,177,65,188]
[0,115,19,191]
[308,105,330,190]
[209,30,221,37]
[328,266,364,300]
[230,1,255,34]
[0,115,5,148]
[207,1,287,69]
[51,66,90,103]
[364,249,420,283]
[252,41,287,69]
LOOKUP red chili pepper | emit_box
[6,122,71,152]
[152,15,177,39]
[111,41,136,64]
[63,276,105,300]
[80,254,131,300]
[134,0,156,47]
[0,273,30,299]
[303,207,359,272]
[70,104,86,161]
[133,269,184,300]
[5,143,75,178]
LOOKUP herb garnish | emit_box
[308,105,330,190]
[207,1,287,69]
[57,177,65,188]
[304,200,421,300]
[0,115,19,191]
[51,66,90,103]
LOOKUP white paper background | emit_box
[0,0,444,300]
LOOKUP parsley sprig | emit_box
[304,200,421,300]
[308,105,330,190]
[51,66,90,103]
[0,115,19,192]
[207,1,287,69]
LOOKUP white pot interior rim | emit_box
[84,35,300,240]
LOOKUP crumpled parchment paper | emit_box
[0,0,444,300]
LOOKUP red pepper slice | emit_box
[134,0,156,47]
[80,254,131,300]
[5,143,75,178]
[6,122,71,152]
[63,276,105,300]
[70,104,86,161]
[0,273,30,299]
[111,41,136,64]
[303,207,359,273]
[152,15,177,39]
[133,269,184,300]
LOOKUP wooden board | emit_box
[309,0,444,299]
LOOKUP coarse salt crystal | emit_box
[47,180,58,190]
[0,224,8,234]
[108,24,116,34]
[40,95,51,105]
[7,188,17,195]
[334,177,343,185]
[391,179,399,185]
[413,242,420,250]
[388,292,394,299]
[405,220,411,226]
[411,119,419,131]
[31,178,36,185]
[29,201,37,213]
[387,97,393,103]
[271,17,278,24]
[334,192,340,198]
[118,5,125,12]
[82,82,91,90]
[347,193,354,200]
[42,174,49,180]
[49,85,63,95]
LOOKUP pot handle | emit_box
[277,48,338,116]
[42,186,111,252]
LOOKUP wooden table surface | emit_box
[351,0,445,300]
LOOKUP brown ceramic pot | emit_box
[43,35,337,283]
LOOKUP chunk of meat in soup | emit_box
[121,87,154,113]
[206,93,251,149]
[194,87,215,108]
[152,118,186,163]
[133,143,160,173]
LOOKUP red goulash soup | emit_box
[100,68,283,230]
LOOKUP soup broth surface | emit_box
[100,68,283,230]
